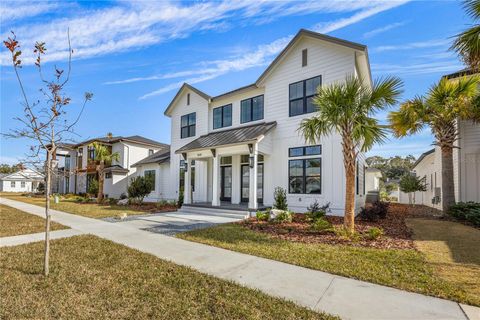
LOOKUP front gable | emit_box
[164,83,210,117]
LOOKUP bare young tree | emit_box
[3,30,92,276]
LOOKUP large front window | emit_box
[87,146,95,161]
[241,95,264,123]
[181,113,196,138]
[289,76,321,116]
[213,104,232,129]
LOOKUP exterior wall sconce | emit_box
[184,162,188,172]
[249,156,254,168]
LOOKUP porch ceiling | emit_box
[175,121,276,154]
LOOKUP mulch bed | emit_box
[241,203,441,250]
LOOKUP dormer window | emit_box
[181,112,196,138]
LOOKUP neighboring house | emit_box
[365,168,382,193]
[54,135,168,198]
[399,69,480,207]
[131,147,172,202]
[164,29,370,215]
[0,168,44,192]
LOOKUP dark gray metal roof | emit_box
[176,122,277,153]
[132,148,171,167]
[413,148,435,169]
[71,135,168,148]
[103,165,129,174]
[444,68,477,79]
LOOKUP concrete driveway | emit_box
[103,212,242,236]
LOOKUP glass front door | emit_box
[240,163,263,204]
[221,166,232,201]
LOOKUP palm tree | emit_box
[451,0,480,70]
[299,75,403,233]
[89,142,120,202]
[389,76,480,212]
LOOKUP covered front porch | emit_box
[176,122,276,211]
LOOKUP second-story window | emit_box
[213,104,232,129]
[241,95,264,124]
[77,148,83,169]
[87,145,95,161]
[65,155,70,170]
[289,76,321,117]
[181,112,196,138]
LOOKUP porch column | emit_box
[212,150,220,206]
[184,157,191,205]
[249,143,258,210]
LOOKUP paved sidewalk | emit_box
[1,197,476,320]
[0,229,83,247]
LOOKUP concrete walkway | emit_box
[1,197,477,320]
[0,229,83,247]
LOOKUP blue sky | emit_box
[0,0,468,164]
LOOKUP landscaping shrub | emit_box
[365,227,384,240]
[311,217,333,232]
[448,202,480,227]
[108,198,118,205]
[274,210,293,223]
[256,210,269,221]
[273,187,288,210]
[87,179,99,196]
[128,176,154,204]
[358,201,389,221]
[177,190,184,208]
[119,193,127,200]
[333,226,361,241]
[37,182,45,193]
[306,200,330,222]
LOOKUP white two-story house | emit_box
[163,29,369,215]
[54,134,168,198]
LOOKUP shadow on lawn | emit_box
[407,218,480,266]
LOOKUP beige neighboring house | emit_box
[54,134,169,198]
[0,168,44,192]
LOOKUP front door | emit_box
[220,166,232,201]
[240,163,263,204]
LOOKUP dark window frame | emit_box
[288,145,321,157]
[240,95,264,124]
[180,112,196,139]
[289,75,321,117]
[302,48,308,67]
[213,104,232,129]
[288,158,321,194]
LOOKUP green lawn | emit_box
[0,193,150,219]
[0,235,335,320]
[0,204,68,237]
[178,221,479,306]
[406,218,480,307]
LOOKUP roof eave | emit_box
[164,83,211,117]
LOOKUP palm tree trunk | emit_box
[440,146,455,212]
[342,135,356,234]
[344,163,356,233]
[97,162,104,202]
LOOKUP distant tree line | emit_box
[0,163,25,174]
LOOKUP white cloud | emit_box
[372,61,463,76]
[136,1,410,99]
[363,21,407,38]
[0,1,396,66]
[0,1,59,22]
[313,1,409,34]
[373,39,451,52]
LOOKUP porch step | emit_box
[178,205,249,219]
